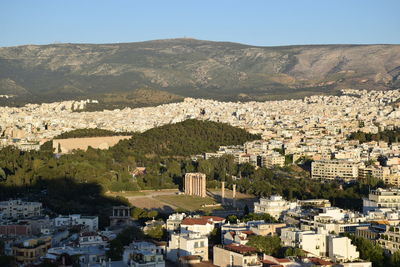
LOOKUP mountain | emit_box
[0,38,399,105]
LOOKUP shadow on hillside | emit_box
[0,177,128,229]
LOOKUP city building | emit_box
[54,214,98,231]
[376,225,400,253]
[123,241,165,267]
[12,236,52,265]
[166,213,186,233]
[184,173,207,197]
[213,244,262,267]
[328,236,359,262]
[311,160,359,181]
[363,188,400,214]
[261,153,285,168]
[180,216,225,236]
[0,222,32,236]
[166,232,208,262]
[254,195,295,219]
[78,232,108,247]
[44,245,107,266]
[0,199,42,219]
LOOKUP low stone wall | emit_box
[52,136,131,153]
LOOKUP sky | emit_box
[1,0,399,47]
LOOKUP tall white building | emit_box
[166,232,208,262]
[328,236,359,262]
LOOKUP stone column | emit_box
[221,181,225,205]
[232,184,237,208]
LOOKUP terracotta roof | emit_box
[201,216,225,222]
[307,257,334,266]
[224,244,257,254]
[181,216,225,226]
[181,218,213,226]
[80,232,97,237]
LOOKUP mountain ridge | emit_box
[0,38,399,105]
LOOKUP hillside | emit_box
[113,119,261,158]
[0,38,400,104]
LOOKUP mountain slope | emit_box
[0,38,399,104]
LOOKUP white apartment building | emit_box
[180,216,225,236]
[44,246,107,266]
[281,227,327,257]
[166,232,208,262]
[311,160,359,181]
[54,214,98,231]
[254,195,295,219]
[0,199,42,219]
[281,228,359,262]
[123,241,165,267]
[363,188,400,214]
[166,213,186,233]
[79,232,107,247]
[328,236,359,262]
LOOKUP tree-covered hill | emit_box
[113,119,260,158]
[0,119,379,222]
[0,120,259,217]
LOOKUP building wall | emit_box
[328,236,359,262]
[311,160,359,181]
[12,236,52,265]
[301,233,327,257]
[0,200,42,219]
[0,224,31,236]
[213,246,242,267]
[213,246,260,267]
[52,135,131,154]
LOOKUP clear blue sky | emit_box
[1,0,399,47]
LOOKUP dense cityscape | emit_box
[2,1,400,266]
[1,88,400,267]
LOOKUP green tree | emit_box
[145,225,166,240]
[226,215,238,224]
[247,235,281,256]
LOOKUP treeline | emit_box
[344,234,400,267]
[113,119,261,159]
[54,128,133,139]
[348,128,400,144]
[0,118,380,224]
[0,120,259,223]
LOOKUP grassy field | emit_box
[105,191,147,197]
[154,194,218,211]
